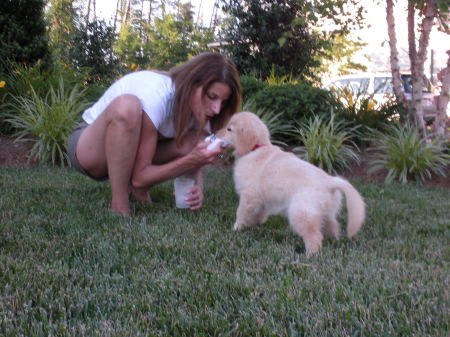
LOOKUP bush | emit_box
[330,88,407,140]
[0,60,102,135]
[5,77,88,166]
[251,83,340,126]
[0,0,50,74]
[292,113,361,174]
[242,100,294,146]
[239,75,269,103]
[367,123,450,183]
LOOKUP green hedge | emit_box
[239,75,269,103]
[250,83,339,122]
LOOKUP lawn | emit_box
[0,166,449,336]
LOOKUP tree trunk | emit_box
[85,0,91,33]
[408,0,438,138]
[434,50,450,138]
[124,0,131,24]
[113,0,120,33]
[386,0,407,109]
[148,0,153,25]
[119,0,131,26]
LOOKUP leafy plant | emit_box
[239,74,269,102]
[264,67,300,86]
[292,113,360,173]
[0,60,95,135]
[251,83,341,128]
[367,123,450,183]
[5,77,88,166]
[242,100,294,146]
[331,87,406,133]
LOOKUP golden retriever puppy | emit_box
[217,112,365,257]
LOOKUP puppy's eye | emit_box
[227,127,232,132]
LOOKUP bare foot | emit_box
[111,205,131,216]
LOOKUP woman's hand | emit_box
[182,169,204,210]
[185,184,203,210]
[188,141,223,167]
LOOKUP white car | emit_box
[323,72,441,121]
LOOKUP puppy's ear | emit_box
[235,125,259,156]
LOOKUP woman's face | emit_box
[191,82,232,122]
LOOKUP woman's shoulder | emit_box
[121,70,171,85]
[112,71,174,98]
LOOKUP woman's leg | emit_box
[76,95,143,215]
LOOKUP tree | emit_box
[69,20,120,83]
[386,0,449,137]
[146,4,212,70]
[221,0,323,80]
[113,1,214,70]
[220,0,366,81]
[47,0,79,62]
[317,33,368,76]
[386,0,407,109]
[434,50,449,137]
[0,0,50,73]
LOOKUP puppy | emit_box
[217,112,365,257]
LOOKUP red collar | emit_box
[251,144,266,151]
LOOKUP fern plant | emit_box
[367,124,450,183]
[242,99,294,146]
[292,113,361,174]
[5,77,88,166]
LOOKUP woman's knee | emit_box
[107,94,143,129]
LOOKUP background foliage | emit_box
[0,0,50,74]
[0,0,447,178]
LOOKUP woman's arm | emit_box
[131,113,221,189]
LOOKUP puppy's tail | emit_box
[330,177,365,238]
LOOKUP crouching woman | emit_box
[68,53,241,215]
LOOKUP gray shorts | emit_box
[68,121,108,181]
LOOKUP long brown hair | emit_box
[170,52,241,145]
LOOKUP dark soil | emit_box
[1,136,449,189]
[0,136,38,167]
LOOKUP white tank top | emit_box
[82,71,178,138]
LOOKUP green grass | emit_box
[1,166,449,336]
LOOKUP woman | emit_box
[68,53,241,215]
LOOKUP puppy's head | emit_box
[217,112,271,156]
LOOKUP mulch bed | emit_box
[1,136,449,189]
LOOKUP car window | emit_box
[400,74,431,94]
[401,74,413,93]
[329,78,369,95]
[374,77,393,94]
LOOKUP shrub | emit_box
[5,77,88,166]
[251,83,341,125]
[0,60,95,135]
[239,75,269,103]
[292,113,361,174]
[242,100,294,146]
[330,87,407,138]
[367,123,450,183]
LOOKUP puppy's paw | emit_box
[233,222,243,231]
[304,241,322,258]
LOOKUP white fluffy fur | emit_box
[218,112,366,257]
